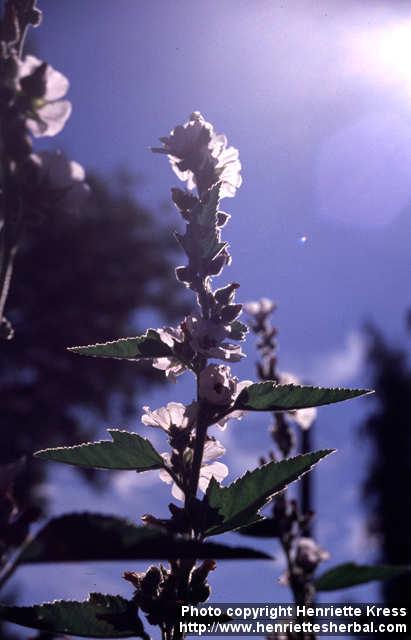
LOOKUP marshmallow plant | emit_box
[0,0,89,339]
[240,300,409,627]
[0,108,373,639]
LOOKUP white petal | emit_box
[160,451,171,465]
[26,117,45,137]
[69,160,86,181]
[244,298,275,317]
[158,468,173,485]
[236,380,253,395]
[44,65,69,101]
[260,298,275,314]
[216,417,229,430]
[280,371,300,386]
[171,483,185,501]
[152,357,171,371]
[202,439,226,464]
[167,402,187,427]
[198,461,228,492]
[293,406,317,430]
[141,406,169,430]
[31,100,72,137]
[217,146,240,165]
[18,55,41,78]
[157,329,174,347]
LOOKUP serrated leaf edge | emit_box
[0,592,130,609]
[235,383,373,410]
[206,449,335,533]
[34,429,164,468]
[0,593,146,639]
[67,329,170,357]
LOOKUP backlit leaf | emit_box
[68,329,172,360]
[35,430,164,471]
[205,450,333,535]
[235,382,372,412]
[315,562,410,591]
[0,594,148,639]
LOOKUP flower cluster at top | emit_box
[152,111,242,200]
[0,8,89,214]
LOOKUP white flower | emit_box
[156,112,241,198]
[18,55,71,137]
[152,326,188,381]
[142,402,196,432]
[158,452,185,501]
[157,326,184,347]
[216,379,253,430]
[279,371,317,430]
[166,114,213,189]
[292,406,317,430]
[295,537,330,571]
[244,297,276,319]
[186,315,244,363]
[30,150,89,212]
[152,357,187,381]
[199,364,237,406]
[213,145,242,199]
[159,439,228,501]
[198,439,228,493]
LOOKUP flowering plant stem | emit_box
[0,104,371,640]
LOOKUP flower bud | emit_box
[123,571,143,589]
[295,537,330,572]
[175,265,195,284]
[171,188,198,214]
[217,211,230,227]
[205,254,226,276]
[28,8,43,27]
[214,282,239,305]
[199,364,237,406]
[219,304,242,323]
[191,559,217,585]
[141,566,162,595]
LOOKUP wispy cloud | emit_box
[295,331,367,387]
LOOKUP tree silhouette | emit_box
[362,315,411,610]
[0,171,187,513]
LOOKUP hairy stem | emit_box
[0,537,29,591]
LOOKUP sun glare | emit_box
[346,21,411,91]
[376,23,411,74]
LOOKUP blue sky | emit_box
[8,0,411,637]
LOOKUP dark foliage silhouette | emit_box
[362,317,411,610]
[0,172,187,514]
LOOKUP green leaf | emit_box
[235,382,372,412]
[315,562,411,591]
[68,329,173,359]
[0,594,148,639]
[35,430,164,471]
[205,450,333,536]
[20,513,273,563]
[236,517,279,538]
